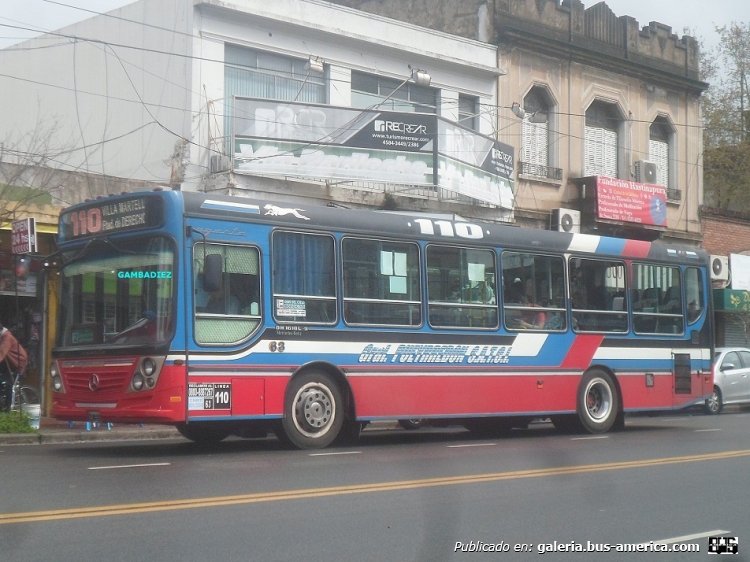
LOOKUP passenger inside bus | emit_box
[205,279,240,314]
[506,278,547,329]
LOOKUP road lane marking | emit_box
[3,449,750,525]
[571,435,610,441]
[695,428,722,433]
[308,451,361,457]
[88,463,172,470]
[639,529,730,546]
[447,443,496,448]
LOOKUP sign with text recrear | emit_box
[595,176,667,227]
[58,195,163,242]
[232,97,515,209]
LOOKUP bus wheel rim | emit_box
[585,377,612,422]
[293,382,335,438]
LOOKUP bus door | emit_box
[672,352,692,403]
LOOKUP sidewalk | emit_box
[0,417,181,445]
[0,418,402,445]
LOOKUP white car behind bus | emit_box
[705,347,750,414]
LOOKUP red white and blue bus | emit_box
[50,189,713,448]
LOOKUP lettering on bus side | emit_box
[413,219,485,240]
[357,343,511,365]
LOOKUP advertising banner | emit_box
[437,120,515,208]
[595,176,667,227]
[232,98,514,208]
[233,99,434,186]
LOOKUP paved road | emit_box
[1,411,748,561]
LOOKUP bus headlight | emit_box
[132,373,146,391]
[142,358,156,377]
[50,363,65,392]
[130,356,165,392]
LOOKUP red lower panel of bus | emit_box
[52,360,187,424]
[348,371,707,418]
[53,363,709,424]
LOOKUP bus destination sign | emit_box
[59,196,163,241]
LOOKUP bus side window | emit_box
[194,243,261,344]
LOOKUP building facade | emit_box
[1,0,512,220]
[701,207,750,347]
[330,0,707,244]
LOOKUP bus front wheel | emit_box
[577,370,619,433]
[282,371,344,449]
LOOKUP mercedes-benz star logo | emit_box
[89,374,100,392]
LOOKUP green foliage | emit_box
[0,411,37,433]
[0,184,53,204]
[703,142,750,208]
[701,22,750,210]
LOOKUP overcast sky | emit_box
[0,0,748,51]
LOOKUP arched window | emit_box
[520,87,551,169]
[649,117,672,187]
[585,101,621,177]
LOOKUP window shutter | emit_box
[649,139,669,186]
[585,126,617,177]
[522,118,548,166]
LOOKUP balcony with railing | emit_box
[518,161,563,181]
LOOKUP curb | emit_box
[0,420,403,446]
[0,428,181,446]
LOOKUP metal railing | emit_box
[518,161,563,181]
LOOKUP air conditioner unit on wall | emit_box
[209,155,230,174]
[634,160,658,184]
[550,208,581,233]
[710,255,729,283]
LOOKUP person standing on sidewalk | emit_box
[0,321,29,409]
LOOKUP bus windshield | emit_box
[56,236,176,349]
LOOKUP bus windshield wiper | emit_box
[63,236,137,266]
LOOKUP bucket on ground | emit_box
[21,404,41,430]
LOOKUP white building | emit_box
[1,0,509,218]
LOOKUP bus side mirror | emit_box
[203,254,223,292]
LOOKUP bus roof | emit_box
[181,192,706,265]
[58,189,708,265]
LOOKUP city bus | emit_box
[50,189,713,448]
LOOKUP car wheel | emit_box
[704,386,723,415]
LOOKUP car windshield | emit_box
[56,236,176,349]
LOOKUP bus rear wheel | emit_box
[282,371,343,449]
[577,370,619,433]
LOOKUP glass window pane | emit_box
[343,238,421,326]
[194,243,261,344]
[503,252,566,331]
[350,70,437,114]
[272,231,336,324]
[225,44,325,152]
[632,263,683,334]
[427,245,497,329]
[685,267,704,323]
[569,258,627,332]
